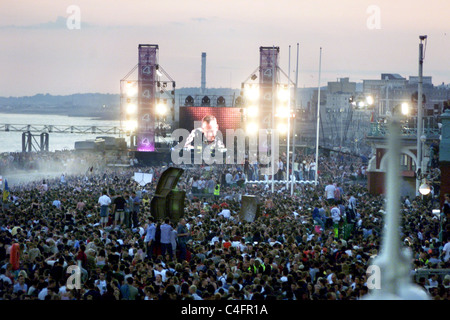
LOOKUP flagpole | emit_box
[314,47,322,186]
[271,46,276,193]
[291,43,299,196]
[286,45,291,189]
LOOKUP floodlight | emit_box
[246,122,259,133]
[156,102,168,116]
[125,81,138,97]
[126,103,138,114]
[276,106,290,118]
[278,87,290,102]
[247,105,259,117]
[277,123,287,134]
[124,120,137,132]
[245,85,259,101]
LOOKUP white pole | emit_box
[416,36,426,195]
[291,43,299,195]
[271,46,276,193]
[365,111,430,300]
[314,47,322,186]
[384,117,402,294]
[286,45,291,189]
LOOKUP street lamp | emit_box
[416,166,431,197]
[401,102,409,116]
[419,181,431,195]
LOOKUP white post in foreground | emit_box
[364,110,430,300]
[271,46,276,193]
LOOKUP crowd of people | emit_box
[0,149,449,301]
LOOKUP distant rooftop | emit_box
[381,73,406,80]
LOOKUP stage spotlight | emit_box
[217,96,226,106]
[235,96,243,107]
[201,96,211,106]
[156,101,168,116]
[156,65,163,77]
[276,106,289,118]
[246,122,259,133]
[125,81,138,97]
[124,120,137,132]
[185,95,194,106]
[126,103,138,114]
[245,85,259,101]
[277,123,287,134]
[247,105,259,117]
[278,86,289,102]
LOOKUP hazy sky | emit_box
[0,0,449,96]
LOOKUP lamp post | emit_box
[286,45,291,189]
[417,169,431,198]
[416,35,427,195]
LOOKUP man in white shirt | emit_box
[442,239,450,263]
[293,160,300,181]
[309,161,316,180]
[277,158,284,180]
[348,193,357,211]
[404,196,411,207]
[98,189,111,229]
[154,264,168,283]
[60,174,66,185]
[95,272,108,295]
[38,285,49,300]
[325,181,336,205]
[218,208,231,219]
[225,171,233,186]
[52,199,61,209]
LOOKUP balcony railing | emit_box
[368,122,440,138]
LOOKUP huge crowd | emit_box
[0,149,449,301]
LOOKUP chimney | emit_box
[201,52,206,94]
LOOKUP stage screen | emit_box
[178,107,242,142]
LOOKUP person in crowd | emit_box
[98,189,111,229]
[160,218,174,261]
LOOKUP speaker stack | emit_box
[150,167,186,222]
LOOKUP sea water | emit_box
[0,113,122,153]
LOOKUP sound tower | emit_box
[150,167,186,222]
[259,46,280,131]
[137,44,158,152]
[239,195,261,223]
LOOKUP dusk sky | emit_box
[0,0,449,97]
